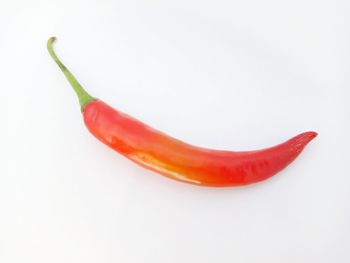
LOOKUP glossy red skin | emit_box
[83,100,317,187]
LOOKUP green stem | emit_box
[47,37,95,111]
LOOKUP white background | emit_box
[1,0,349,262]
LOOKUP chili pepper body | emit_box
[84,100,316,186]
[48,37,317,187]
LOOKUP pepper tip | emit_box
[296,131,318,146]
[308,131,318,139]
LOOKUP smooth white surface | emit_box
[1,0,349,262]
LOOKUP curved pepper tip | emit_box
[299,131,318,141]
[306,131,318,140]
[291,131,317,151]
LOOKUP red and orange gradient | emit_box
[48,37,317,187]
[84,100,317,186]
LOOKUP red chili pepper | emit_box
[47,37,317,187]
